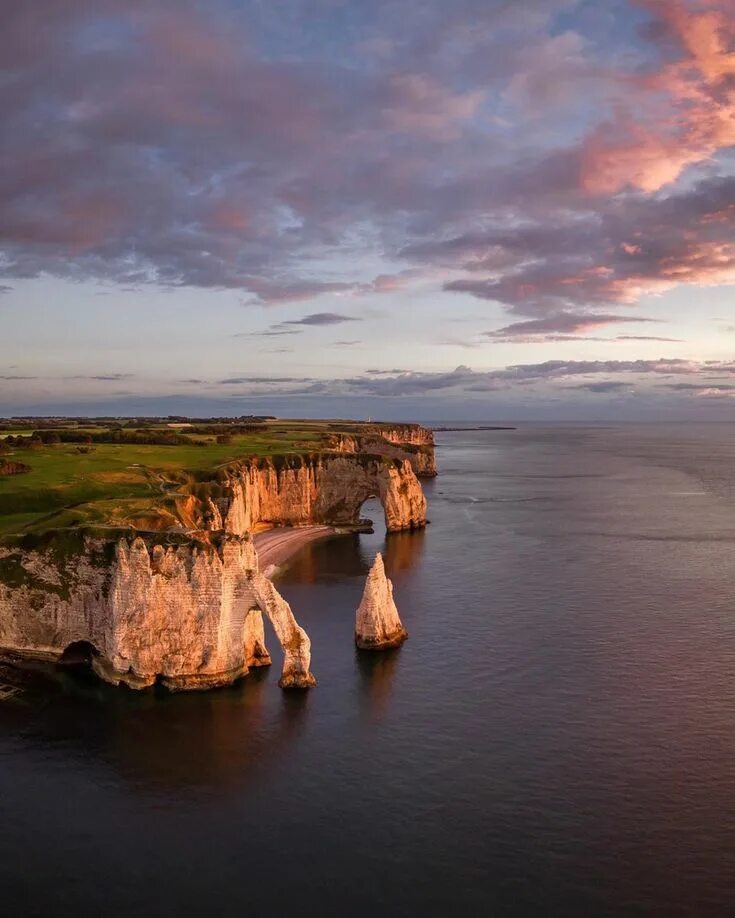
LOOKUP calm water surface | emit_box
[3,424,735,916]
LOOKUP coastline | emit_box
[254,526,338,578]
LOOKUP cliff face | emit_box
[355,552,407,650]
[381,424,434,447]
[325,424,437,478]
[381,425,437,478]
[0,423,433,692]
[215,455,427,535]
[0,532,315,691]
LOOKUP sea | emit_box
[3,423,735,917]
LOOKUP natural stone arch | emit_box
[246,572,316,689]
[220,456,427,535]
[311,457,427,532]
[83,535,315,692]
[356,492,385,532]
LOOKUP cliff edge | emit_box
[0,530,315,690]
[212,454,427,535]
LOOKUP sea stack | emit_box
[355,552,408,650]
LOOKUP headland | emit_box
[0,417,435,691]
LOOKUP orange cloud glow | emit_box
[581,0,735,194]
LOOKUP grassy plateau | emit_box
[0,418,417,538]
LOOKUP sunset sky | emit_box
[2,0,734,419]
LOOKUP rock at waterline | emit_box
[355,552,408,650]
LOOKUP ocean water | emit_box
[3,424,735,916]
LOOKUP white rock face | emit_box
[355,553,408,650]
[219,456,427,534]
[0,532,315,691]
[249,573,316,688]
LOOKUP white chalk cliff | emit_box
[0,427,434,691]
[355,552,408,650]
[0,532,315,690]
[211,455,427,535]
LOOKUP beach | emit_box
[254,525,337,576]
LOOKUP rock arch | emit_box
[222,456,427,534]
[0,533,316,693]
[96,535,316,691]
[309,457,428,532]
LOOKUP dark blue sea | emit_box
[3,424,735,916]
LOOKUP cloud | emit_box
[233,329,303,338]
[241,279,356,306]
[378,73,484,140]
[615,335,682,342]
[282,312,361,326]
[218,376,314,385]
[485,312,656,340]
[440,175,735,315]
[365,368,410,375]
[67,373,134,381]
[7,354,735,412]
[157,357,735,401]
[663,382,735,391]
[0,0,732,352]
[566,381,631,393]
[579,0,735,194]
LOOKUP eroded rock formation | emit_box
[0,425,433,692]
[355,552,408,650]
[213,455,427,535]
[0,531,315,691]
[325,425,437,478]
[381,425,434,447]
[250,573,316,688]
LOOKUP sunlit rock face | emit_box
[0,532,314,691]
[249,573,316,689]
[220,455,427,535]
[325,425,437,479]
[355,552,408,651]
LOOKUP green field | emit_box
[0,419,402,537]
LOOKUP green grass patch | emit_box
[0,419,424,538]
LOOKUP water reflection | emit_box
[282,517,427,585]
[0,503,427,800]
[0,664,311,795]
[382,528,425,578]
[355,646,402,723]
[284,533,368,581]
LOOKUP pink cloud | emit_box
[580,0,735,194]
[380,74,484,140]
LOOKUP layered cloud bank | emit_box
[6,358,735,422]
[1,0,734,416]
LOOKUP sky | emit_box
[1,0,735,420]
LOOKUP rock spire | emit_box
[355,552,408,650]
